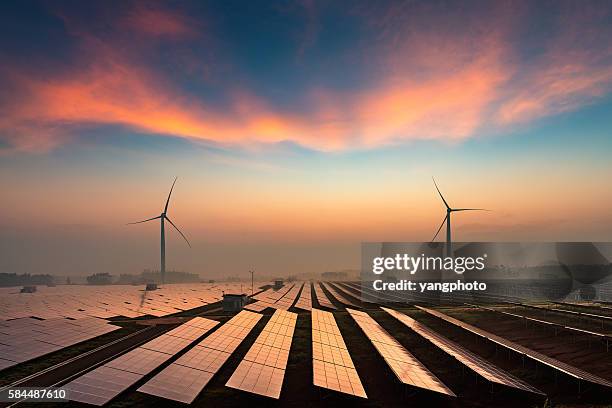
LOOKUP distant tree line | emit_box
[85,270,200,285]
[86,273,113,285]
[0,273,54,287]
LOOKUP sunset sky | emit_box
[1,0,611,277]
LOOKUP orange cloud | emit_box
[1,37,510,153]
[1,2,611,154]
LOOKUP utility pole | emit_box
[249,270,254,297]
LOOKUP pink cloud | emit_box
[2,1,612,154]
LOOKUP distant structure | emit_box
[321,271,348,280]
[128,177,191,284]
[431,178,488,257]
[20,285,37,293]
[145,283,158,291]
[274,279,284,290]
[223,293,248,312]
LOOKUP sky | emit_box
[1,0,611,278]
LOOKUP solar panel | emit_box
[243,301,270,312]
[245,284,297,312]
[226,360,285,399]
[320,282,361,308]
[0,283,260,322]
[0,317,120,366]
[346,308,454,396]
[138,310,262,404]
[554,301,612,314]
[294,282,313,311]
[311,308,367,398]
[466,303,612,341]
[416,306,612,389]
[136,364,214,404]
[513,302,612,322]
[382,307,544,395]
[226,310,297,399]
[313,283,336,309]
[270,283,302,310]
[64,316,219,405]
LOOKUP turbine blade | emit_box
[164,177,178,213]
[452,208,490,212]
[431,215,448,242]
[165,216,191,247]
[432,177,450,209]
[127,215,161,225]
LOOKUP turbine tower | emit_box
[431,178,487,257]
[128,177,191,284]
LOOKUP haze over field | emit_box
[1,1,611,277]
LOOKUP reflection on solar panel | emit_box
[0,283,265,321]
[64,317,219,405]
[0,317,120,371]
[294,283,313,311]
[313,283,336,309]
[138,310,261,404]
[382,307,544,395]
[271,283,302,310]
[226,310,297,399]
[320,282,361,308]
[245,284,296,312]
[346,308,454,396]
[417,306,612,389]
[311,308,367,398]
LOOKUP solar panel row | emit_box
[467,304,612,341]
[311,308,367,398]
[553,301,612,316]
[226,310,297,399]
[512,302,612,322]
[320,282,362,308]
[313,283,336,309]
[245,284,296,312]
[0,283,256,321]
[0,317,120,371]
[138,310,262,404]
[294,282,313,311]
[416,306,612,389]
[64,317,219,405]
[382,307,544,395]
[346,308,454,397]
[269,283,303,310]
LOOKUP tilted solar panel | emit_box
[382,307,544,395]
[138,310,262,404]
[64,316,219,406]
[320,282,361,308]
[417,306,612,389]
[226,309,297,399]
[311,308,367,398]
[313,283,336,309]
[294,282,313,311]
[346,308,454,397]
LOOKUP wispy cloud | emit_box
[1,1,611,154]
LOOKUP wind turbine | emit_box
[431,178,488,257]
[128,177,191,284]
